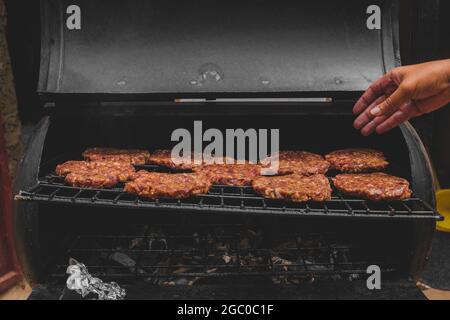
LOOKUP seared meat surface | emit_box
[55,160,88,176]
[332,173,412,201]
[252,174,332,202]
[194,163,261,186]
[55,147,408,202]
[124,170,212,199]
[65,171,119,188]
[148,149,235,171]
[147,149,196,170]
[82,147,150,165]
[325,148,389,173]
[55,160,136,188]
[260,151,330,176]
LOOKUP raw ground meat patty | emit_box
[252,174,332,202]
[148,149,235,170]
[82,147,150,165]
[55,160,136,188]
[124,170,212,199]
[260,151,330,176]
[325,148,389,173]
[194,163,261,186]
[332,173,412,201]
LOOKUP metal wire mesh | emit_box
[51,223,397,282]
[17,164,441,220]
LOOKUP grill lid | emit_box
[39,0,400,101]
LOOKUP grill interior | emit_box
[16,115,440,289]
[50,222,399,283]
[17,162,440,221]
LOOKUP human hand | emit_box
[353,59,450,135]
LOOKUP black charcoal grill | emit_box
[14,0,442,300]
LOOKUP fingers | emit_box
[364,101,420,135]
[354,79,415,132]
[360,89,450,135]
[353,95,387,130]
[353,72,397,115]
[360,114,388,136]
[370,82,414,117]
[376,109,413,134]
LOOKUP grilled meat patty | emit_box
[65,171,119,188]
[148,149,235,171]
[325,148,389,173]
[260,151,330,176]
[55,160,88,176]
[56,160,136,188]
[194,163,261,186]
[332,173,412,201]
[124,170,212,199]
[82,147,150,165]
[252,174,332,202]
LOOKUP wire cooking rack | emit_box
[16,164,441,220]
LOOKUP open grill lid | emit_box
[39,0,400,102]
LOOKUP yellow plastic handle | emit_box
[436,189,450,233]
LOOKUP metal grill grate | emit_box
[16,164,441,220]
[51,224,396,282]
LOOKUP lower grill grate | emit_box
[17,164,441,220]
[52,224,396,284]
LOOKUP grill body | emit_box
[13,111,439,299]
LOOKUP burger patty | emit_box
[194,163,261,186]
[332,173,412,201]
[148,149,235,170]
[325,148,389,173]
[252,174,332,202]
[55,160,136,188]
[65,172,119,188]
[260,151,330,176]
[124,170,212,199]
[55,161,88,176]
[82,147,150,165]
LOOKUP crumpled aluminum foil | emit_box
[66,258,126,300]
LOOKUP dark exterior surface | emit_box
[400,122,436,207]
[39,0,399,101]
[398,123,437,280]
[28,280,425,300]
[4,0,42,123]
[13,117,50,284]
